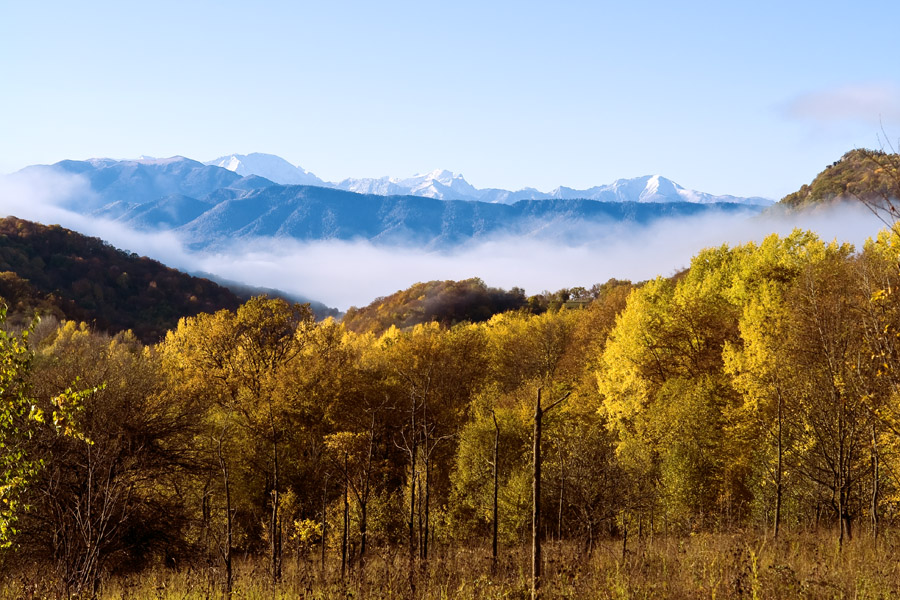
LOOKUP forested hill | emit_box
[779,148,900,207]
[0,216,244,342]
[341,278,530,335]
[341,277,637,335]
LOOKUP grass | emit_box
[5,530,900,599]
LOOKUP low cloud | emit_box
[0,171,888,311]
[186,203,885,309]
[785,82,900,125]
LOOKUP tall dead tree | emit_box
[217,432,233,597]
[341,452,349,580]
[532,388,570,600]
[492,411,500,571]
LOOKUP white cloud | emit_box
[785,82,900,125]
[183,203,885,309]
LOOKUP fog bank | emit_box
[0,172,887,310]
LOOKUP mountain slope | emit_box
[341,278,528,335]
[15,156,249,211]
[169,185,760,250]
[0,216,244,342]
[780,149,900,207]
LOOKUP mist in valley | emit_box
[0,169,887,310]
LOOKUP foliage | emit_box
[0,216,244,342]
[9,205,900,592]
[0,307,93,551]
[779,148,900,208]
[342,277,528,335]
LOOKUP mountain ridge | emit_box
[6,155,769,249]
[198,152,773,206]
[779,148,900,208]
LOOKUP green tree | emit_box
[0,310,93,556]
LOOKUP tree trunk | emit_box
[321,476,327,574]
[359,502,368,565]
[871,423,879,540]
[423,452,430,561]
[838,407,846,549]
[558,454,564,541]
[492,412,500,572]
[360,412,376,565]
[341,453,349,580]
[774,391,783,539]
[270,424,282,583]
[532,389,542,600]
[408,413,417,565]
[218,442,233,598]
[531,389,568,599]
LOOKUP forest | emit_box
[4,223,900,598]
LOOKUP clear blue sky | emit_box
[2,0,899,199]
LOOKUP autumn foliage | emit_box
[6,225,900,596]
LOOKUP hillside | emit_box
[341,278,529,335]
[340,277,637,335]
[779,148,900,208]
[0,216,244,342]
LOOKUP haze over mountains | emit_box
[0,150,888,310]
[7,154,771,251]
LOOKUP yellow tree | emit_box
[597,245,747,530]
[380,321,488,564]
[25,322,186,596]
[781,245,872,546]
[161,296,313,586]
[722,231,825,536]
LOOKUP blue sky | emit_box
[2,0,899,199]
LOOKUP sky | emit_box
[2,1,899,200]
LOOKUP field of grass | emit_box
[5,530,900,599]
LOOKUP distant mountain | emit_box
[206,153,325,186]
[336,169,482,200]
[337,171,774,206]
[14,156,270,212]
[198,153,772,206]
[14,154,771,210]
[779,149,900,208]
[7,155,770,249]
[167,185,760,250]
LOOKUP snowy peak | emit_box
[533,175,771,206]
[206,153,324,186]
[99,152,773,206]
[337,169,482,200]
[334,169,770,206]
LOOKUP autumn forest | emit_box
[4,151,900,598]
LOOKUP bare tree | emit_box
[532,388,569,599]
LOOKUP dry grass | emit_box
[5,530,900,599]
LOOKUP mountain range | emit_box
[7,154,763,250]
[206,153,773,206]
[6,154,770,250]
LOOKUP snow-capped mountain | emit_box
[336,169,482,200]
[335,171,772,205]
[206,153,325,186]
[203,153,771,206]
[539,175,771,205]
[7,155,771,251]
